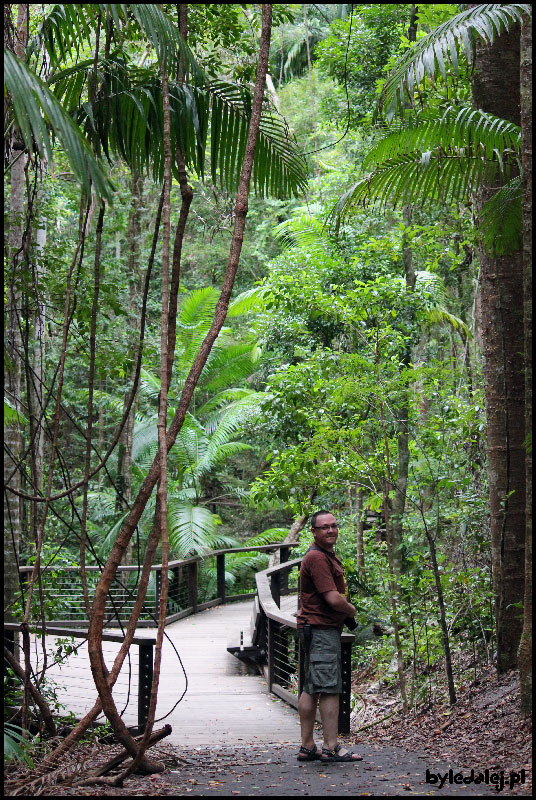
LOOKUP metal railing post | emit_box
[4,629,16,682]
[279,547,290,595]
[217,553,226,603]
[270,571,281,608]
[188,560,198,611]
[338,637,353,734]
[138,640,154,733]
[298,631,305,695]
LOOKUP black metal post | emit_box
[188,561,198,611]
[138,641,154,732]
[279,547,290,595]
[338,638,353,734]
[4,629,16,684]
[270,571,280,608]
[217,553,226,603]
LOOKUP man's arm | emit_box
[323,590,356,617]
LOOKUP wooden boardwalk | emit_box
[32,600,301,746]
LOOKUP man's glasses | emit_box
[313,524,338,531]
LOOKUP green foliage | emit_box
[4,49,114,201]
[377,4,531,120]
[4,723,36,767]
[315,4,409,123]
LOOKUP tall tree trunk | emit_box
[518,11,532,713]
[83,4,274,776]
[471,18,526,674]
[355,483,365,575]
[388,7,418,575]
[303,3,321,195]
[117,170,144,567]
[4,3,28,628]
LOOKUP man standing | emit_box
[296,510,362,763]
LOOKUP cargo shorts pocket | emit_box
[309,652,338,690]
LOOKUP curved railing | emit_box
[253,557,355,734]
[16,543,298,628]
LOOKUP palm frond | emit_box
[32,4,203,82]
[167,500,220,557]
[365,106,521,171]
[330,149,504,224]
[4,50,114,201]
[378,4,531,120]
[227,286,268,317]
[27,4,98,68]
[50,52,307,195]
[209,81,308,197]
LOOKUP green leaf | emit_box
[5,50,114,201]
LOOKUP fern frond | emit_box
[167,500,220,557]
[227,286,268,317]
[272,214,331,255]
[200,343,260,393]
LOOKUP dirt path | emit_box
[36,742,505,796]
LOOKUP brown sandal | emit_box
[297,743,320,761]
[321,743,363,762]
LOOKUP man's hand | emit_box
[323,590,356,617]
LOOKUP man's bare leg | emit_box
[319,693,361,759]
[298,691,318,749]
[318,693,339,750]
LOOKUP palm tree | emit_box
[329,2,531,675]
[5,4,308,200]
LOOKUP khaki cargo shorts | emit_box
[299,626,342,695]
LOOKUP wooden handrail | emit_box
[255,557,354,642]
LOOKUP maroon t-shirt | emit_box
[297,545,348,629]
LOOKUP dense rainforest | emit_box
[4,3,532,792]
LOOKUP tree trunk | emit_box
[472,18,526,674]
[117,170,144,567]
[356,483,365,574]
[83,4,274,775]
[388,9,417,576]
[518,11,532,714]
[4,3,28,629]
